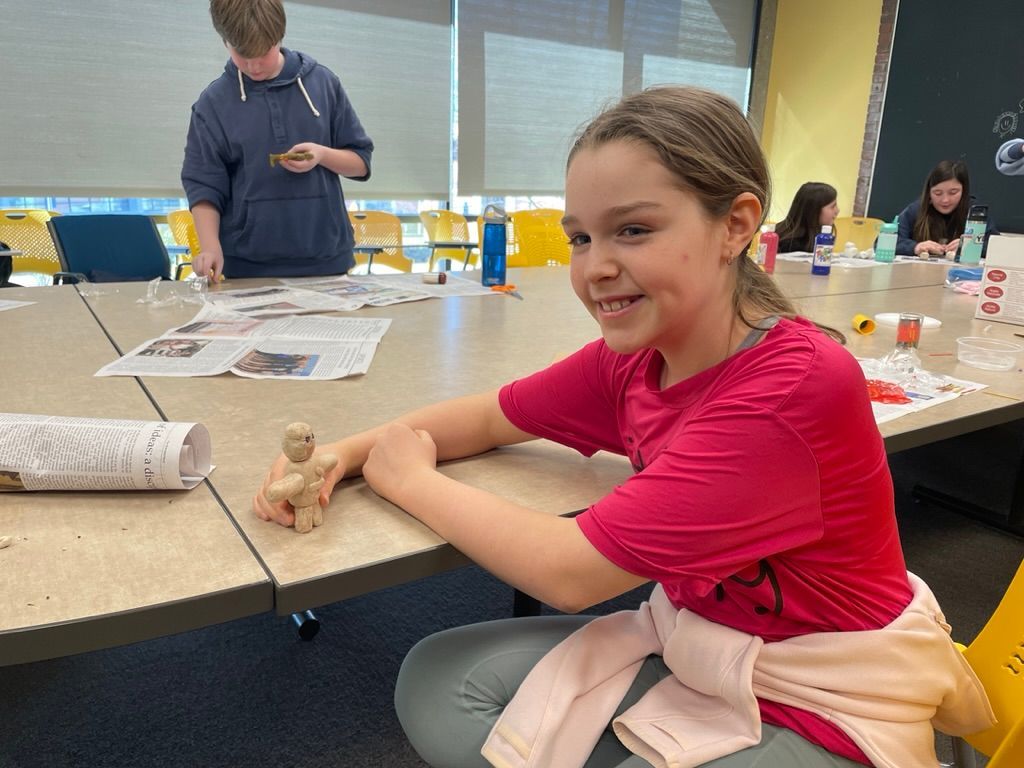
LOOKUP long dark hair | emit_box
[774,182,837,252]
[913,160,970,243]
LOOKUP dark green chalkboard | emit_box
[869,0,1023,232]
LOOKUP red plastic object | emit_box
[865,379,912,404]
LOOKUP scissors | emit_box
[490,284,524,300]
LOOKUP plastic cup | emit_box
[955,337,1023,371]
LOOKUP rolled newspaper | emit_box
[0,414,213,491]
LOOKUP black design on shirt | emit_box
[714,559,784,617]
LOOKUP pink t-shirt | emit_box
[499,317,912,765]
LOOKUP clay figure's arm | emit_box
[265,472,305,503]
[315,453,339,478]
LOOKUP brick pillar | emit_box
[854,0,898,216]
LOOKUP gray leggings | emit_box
[395,615,866,768]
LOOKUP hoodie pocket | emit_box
[237,193,341,263]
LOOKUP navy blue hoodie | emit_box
[182,49,373,278]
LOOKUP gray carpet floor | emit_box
[2,444,1021,768]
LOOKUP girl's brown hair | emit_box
[210,0,286,59]
[775,181,838,252]
[913,160,971,244]
[568,86,843,342]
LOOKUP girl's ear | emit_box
[723,192,762,258]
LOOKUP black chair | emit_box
[0,240,15,287]
[48,214,171,283]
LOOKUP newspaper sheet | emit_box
[94,305,391,380]
[279,273,493,306]
[0,299,35,312]
[857,361,987,424]
[0,413,212,491]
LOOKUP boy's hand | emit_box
[279,143,321,174]
[192,248,225,281]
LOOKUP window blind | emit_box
[457,0,757,196]
[0,1,451,199]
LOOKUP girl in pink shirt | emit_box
[254,86,975,768]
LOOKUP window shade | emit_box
[0,1,451,200]
[457,0,757,197]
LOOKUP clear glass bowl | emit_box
[955,337,1023,371]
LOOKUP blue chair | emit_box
[48,214,171,283]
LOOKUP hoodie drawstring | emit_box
[236,69,319,118]
[296,76,320,118]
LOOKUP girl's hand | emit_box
[915,240,943,256]
[364,423,438,504]
[280,143,321,174]
[944,237,961,254]
[253,447,344,527]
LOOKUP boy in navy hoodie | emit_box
[182,0,373,279]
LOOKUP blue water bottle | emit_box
[481,204,507,287]
[811,225,834,275]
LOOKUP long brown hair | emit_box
[568,86,843,342]
[775,182,837,252]
[913,160,970,243]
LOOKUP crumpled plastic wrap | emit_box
[135,275,208,307]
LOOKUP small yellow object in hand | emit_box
[269,151,314,167]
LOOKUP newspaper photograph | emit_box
[231,339,379,380]
[0,413,213,491]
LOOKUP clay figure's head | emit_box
[281,422,316,462]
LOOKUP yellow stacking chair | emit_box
[348,211,412,273]
[508,209,570,267]
[166,209,200,279]
[420,210,478,271]
[948,558,1024,767]
[832,216,883,252]
[0,209,62,284]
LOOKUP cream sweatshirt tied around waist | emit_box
[481,574,994,768]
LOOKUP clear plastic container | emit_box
[955,337,1023,371]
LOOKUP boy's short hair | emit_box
[210,0,286,59]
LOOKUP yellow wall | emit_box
[761,0,881,222]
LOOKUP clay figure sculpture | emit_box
[265,422,339,533]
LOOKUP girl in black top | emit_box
[894,160,997,256]
[774,182,839,252]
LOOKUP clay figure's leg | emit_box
[294,505,314,534]
[313,503,324,527]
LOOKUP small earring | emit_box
[726,254,737,266]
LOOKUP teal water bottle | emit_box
[874,217,898,263]
[481,204,507,286]
[958,205,988,265]
[811,225,834,275]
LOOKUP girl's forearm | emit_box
[327,390,532,479]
